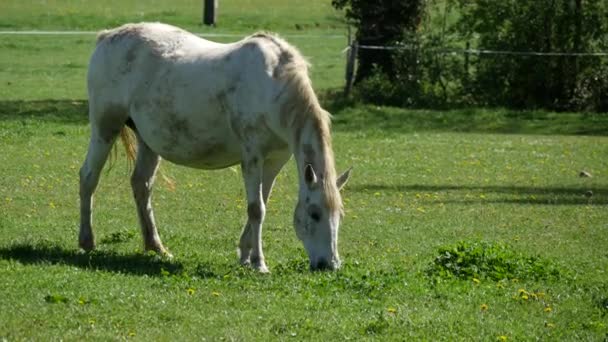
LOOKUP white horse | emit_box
[79,23,351,272]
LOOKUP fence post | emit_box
[344,27,358,96]
[203,0,218,26]
[344,42,358,96]
[464,41,470,81]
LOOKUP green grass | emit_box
[0,34,346,100]
[2,99,608,340]
[0,0,345,33]
[1,1,608,340]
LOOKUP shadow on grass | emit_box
[3,97,607,136]
[351,183,607,205]
[0,99,88,124]
[320,91,608,136]
[0,243,184,276]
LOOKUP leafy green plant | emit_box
[427,241,562,282]
[100,230,136,244]
[44,294,69,304]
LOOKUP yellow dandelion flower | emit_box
[545,322,555,328]
[497,336,508,342]
[544,307,552,313]
[387,307,397,314]
[187,288,195,295]
[128,331,136,337]
[521,294,529,300]
[480,304,488,311]
[212,291,220,297]
[473,278,481,284]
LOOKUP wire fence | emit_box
[351,43,608,57]
[344,37,608,93]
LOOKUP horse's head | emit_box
[294,165,351,271]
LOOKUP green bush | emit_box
[455,0,608,111]
[339,0,608,112]
[332,0,425,83]
[426,241,562,282]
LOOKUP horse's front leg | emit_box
[238,152,290,270]
[239,152,269,273]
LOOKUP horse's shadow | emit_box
[350,183,608,205]
[0,243,184,277]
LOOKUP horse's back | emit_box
[87,23,296,169]
[88,23,281,111]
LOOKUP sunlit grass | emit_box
[0,0,345,33]
[1,106,607,339]
[1,0,607,340]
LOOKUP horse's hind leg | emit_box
[131,135,170,256]
[79,126,119,251]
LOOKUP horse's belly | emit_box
[136,116,242,169]
[161,140,242,169]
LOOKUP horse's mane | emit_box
[247,32,342,213]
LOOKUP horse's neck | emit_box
[292,118,333,187]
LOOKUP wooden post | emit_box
[203,0,218,26]
[344,27,358,96]
[464,41,470,81]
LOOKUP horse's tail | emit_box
[106,126,137,173]
[119,127,137,163]
[117,126,176,190]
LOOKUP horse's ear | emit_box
[336,167,352,190]
[304,164,318,187]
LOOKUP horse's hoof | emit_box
[145,245,173,259]
[79,239,96,252]
[255,265,270,274]
[237,247,252,264]
[161,251,174,259]
[158,250,174,259]
[251,258,270,273]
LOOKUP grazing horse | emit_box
[79,23,351,272]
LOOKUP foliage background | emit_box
[338,0,608,112]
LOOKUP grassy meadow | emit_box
[1,1,608,340]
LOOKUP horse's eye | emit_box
[310,212,321,222]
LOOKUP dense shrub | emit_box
[338,0,608,112]
[331,0,425,83]
[455,0,608,111]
